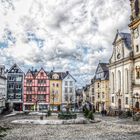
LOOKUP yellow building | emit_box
[94,63,110,112]
[49,72,63,112]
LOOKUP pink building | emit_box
[23,68,50,111]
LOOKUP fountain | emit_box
[58,95,77,120]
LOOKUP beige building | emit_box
[82,81,95,106]
[94,63,110,112]
[129,0,140,112]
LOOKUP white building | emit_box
[62,71,76,110]
[109,31,133,111]
[0,65,7,113]
[109,0,140,112]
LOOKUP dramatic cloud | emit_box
[0,0,131,87]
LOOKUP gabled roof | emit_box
[94,62,109,80]
[25,69,34,78]
[113,31,131,49]
[8,63,24,74]
[63,71,76,82]
[48,71,66,80]
[95,63,109,74]
[35,67,48,78]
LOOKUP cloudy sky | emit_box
[0,0,131,88]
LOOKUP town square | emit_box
[0,0,140,140]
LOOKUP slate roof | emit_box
[113,31,132,50]
[99,63,109,72]
[48,71,67,80]
[94,63,109,80]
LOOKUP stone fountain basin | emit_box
[11,118,90,125]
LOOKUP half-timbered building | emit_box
[23,68,50,111]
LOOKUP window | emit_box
[53,83,55,87]
[16,84,21,89]
[38,87,46,92]
[16,76,22,81]
[27,87,32,92]
[136,71,140,79]
[69,87,73,93]
[38,79,46,84]
[40,72,44,76]
[54,97,58,102]
[15,94,21,99]
[26,95,32,101]
[136,45,139,52]
[112,96,114,103]
[70,81,73,86]
[125,69,129,93]
[98,93,100,98]
[37,95,46,101]
[27,79,32,84]
[118,71,121,90]
[8,76,15,81]
[8,84,14,89]
[125,97,128,105]
[8,94,14,99]
[65,81,68,86]
[56,83,59,87]
[65,87,68,93]
[102,92,105,99]
[97,83,100,88]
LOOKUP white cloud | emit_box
[0,0,131,87]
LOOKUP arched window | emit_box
[136,71,140,79]
[112,73,114,93]
[125,69,129,93]
[118,71,121,91]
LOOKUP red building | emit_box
[23,68,50,111]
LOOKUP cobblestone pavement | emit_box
[0,114,140,140]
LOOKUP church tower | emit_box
[129,0,140,111]
[129,0,140,56]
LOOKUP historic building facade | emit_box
[129,0,140,112]
[94,63,109,112]
[109,0,140,112]
[109,31,133,111]
[7,64,24,111]
[0,65,6,113]
[23,68,50,111]
[62,71,76,111]
[49,72,64,111]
